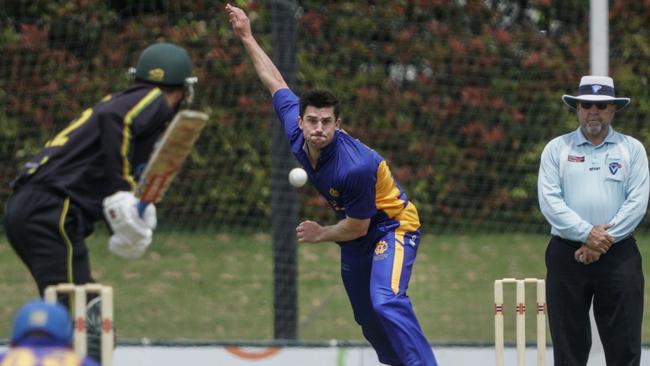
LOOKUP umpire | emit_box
[538,75,649,366]
[4,42,196,296]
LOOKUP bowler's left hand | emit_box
[296,220,323,243]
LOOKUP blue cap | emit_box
[11,300,73,345]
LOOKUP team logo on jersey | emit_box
[568,155,585,162]
[148,68,165,81]
[375,241,388,255]
[591,84,603,94]
[609,162,621,175]
[329,200,345,211]
[329,188,340,197]
[374,240,389,261]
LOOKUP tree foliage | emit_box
[1,0,649,232]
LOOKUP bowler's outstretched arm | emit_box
[226,3,288,95]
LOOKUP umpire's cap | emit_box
[134,42,194,86]
[11,299,73,346]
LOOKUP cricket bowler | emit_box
[227,4,437,365]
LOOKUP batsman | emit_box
[3,42,198,362]
[227,4,437,365]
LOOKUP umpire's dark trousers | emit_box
[546,235,644,366]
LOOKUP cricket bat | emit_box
[135,109,209,213]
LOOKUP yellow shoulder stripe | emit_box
[121,88,162,189]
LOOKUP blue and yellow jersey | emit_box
[11,84,175,224]
[273,88,420,245]
[0,346,99,366]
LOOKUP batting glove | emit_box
[108,232,151,259]
[103,191,152,243]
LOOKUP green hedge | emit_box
[1,1,649,233]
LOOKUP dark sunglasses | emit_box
[579,102,611,110]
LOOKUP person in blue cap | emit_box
[0,299,99,366]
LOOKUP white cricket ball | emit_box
[289,167,308,187]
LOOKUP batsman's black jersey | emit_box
[12,84,176,225]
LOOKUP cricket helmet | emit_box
[134,42,194,86]
[11,300,73,346]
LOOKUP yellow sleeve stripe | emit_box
[121,88,162,189]
[375,161,420,230]
[375,160,405,217]
[398,202,421,232]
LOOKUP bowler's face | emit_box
[299,106,340,151]
[577,102,616,142]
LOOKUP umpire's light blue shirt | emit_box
[538,127,649,243]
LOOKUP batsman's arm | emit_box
[226,3,288,95]
[99,110,138,192]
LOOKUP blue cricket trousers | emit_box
[340,227,437,366]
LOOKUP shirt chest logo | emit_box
[568,155,585,163]
[327,187,344,211]
[609,162,622,175]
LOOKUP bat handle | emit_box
[137,201,149,218]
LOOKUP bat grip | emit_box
[137,201,149,218]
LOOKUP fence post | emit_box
[271,0,299,340]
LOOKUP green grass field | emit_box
[1,232,649,344]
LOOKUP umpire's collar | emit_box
[574,127,618,147]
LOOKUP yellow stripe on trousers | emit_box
[391,231,405,294]
[58,197,74,283]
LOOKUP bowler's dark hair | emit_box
[299,89,340,119]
